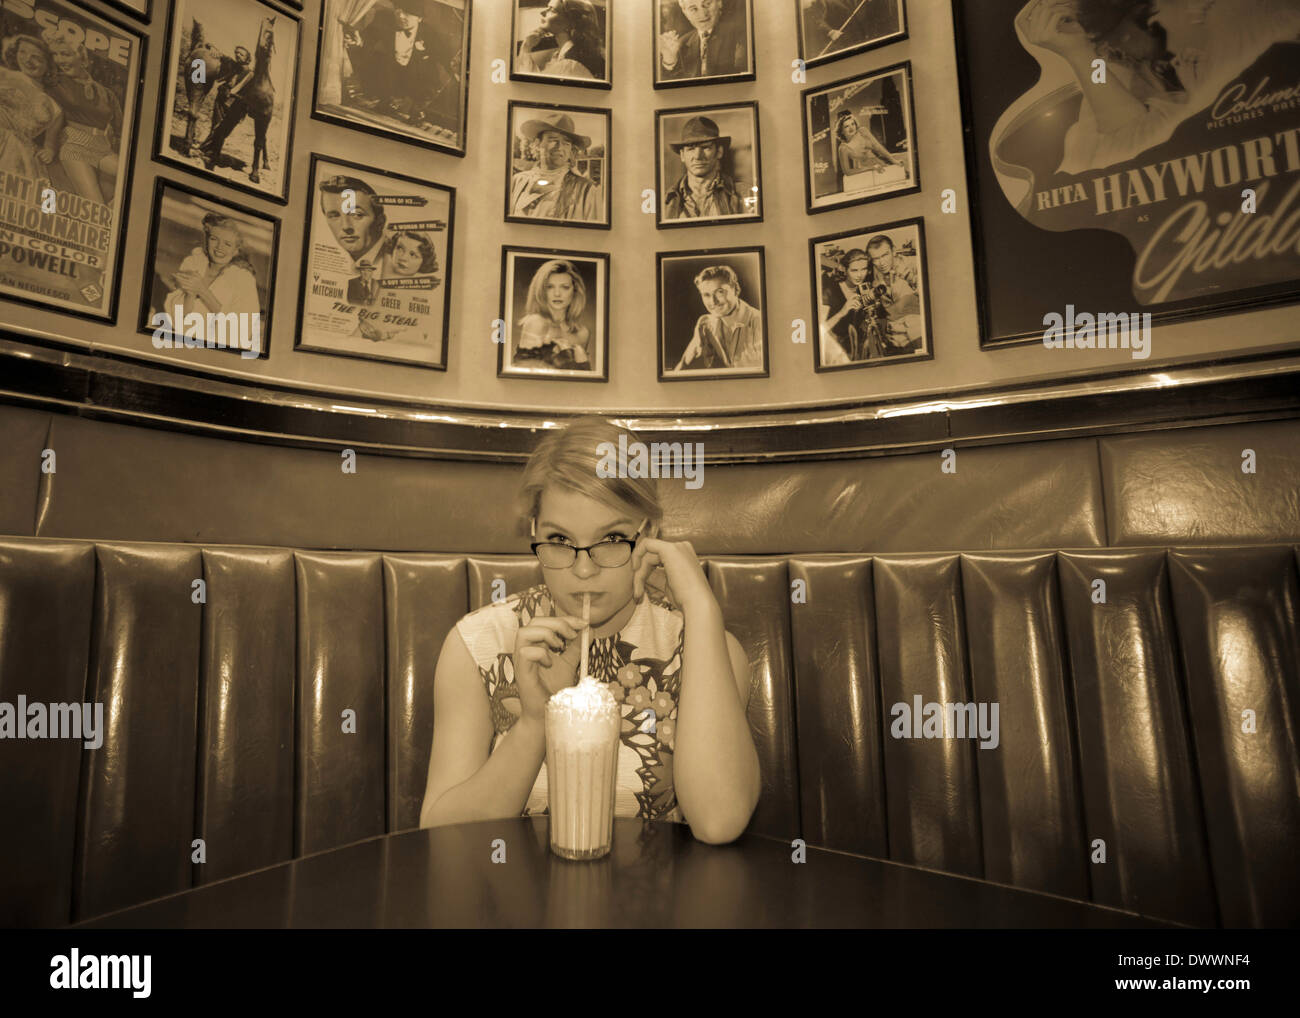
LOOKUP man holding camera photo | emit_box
[822,236,921,363]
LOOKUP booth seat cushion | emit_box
[2,538,1297,928]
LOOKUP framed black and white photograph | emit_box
[655,102,761,229]
[810,217,932,371]
[954,0,1300,349]
[138,177,278,360]
[157,0,301,204]
[802,61,918,214]
[295,154,454,370]
[314,0,471,158]
[498,246,609,381]
[796,0,907,69]
[653,0,754,89]
[0,0,144,323]
[505,101,611,230]
[658,246,768,381]
[511,0,610,90]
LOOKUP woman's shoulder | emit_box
[454,583,550,664]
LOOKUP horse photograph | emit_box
[157,0,301,202]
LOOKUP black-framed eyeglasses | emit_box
[530,521,647,569]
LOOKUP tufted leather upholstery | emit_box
[1,406,1298,927]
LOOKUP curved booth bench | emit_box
[1,404,1298,928]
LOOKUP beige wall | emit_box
[5,0,1297,413]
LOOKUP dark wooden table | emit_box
[74,818,1179,928]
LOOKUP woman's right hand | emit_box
[513,613,587,722]
[1018,0,1092,58]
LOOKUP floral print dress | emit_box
[455,584,685,822]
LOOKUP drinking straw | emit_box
[580,593,591,680]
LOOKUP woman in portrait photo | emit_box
[0,33,64,183]
[516,0,606,81]
[834,108,901,185]
[417,415,760,842]
[515,258,592,370]
[380,229,440,283]
[44,31,121,205]
[353,229,440,344]
[160,211,262,325]
[1017,0,1300,172]
[821,247,881,364]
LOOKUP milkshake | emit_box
[545,676,620,860]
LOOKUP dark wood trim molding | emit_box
[1,334,1298,463]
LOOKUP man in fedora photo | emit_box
[508,111,602,223]
[663,115,746,221]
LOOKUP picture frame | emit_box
[156,0,302,204]
[952,0,1300,350]
[655,101,762,229]
[101,0,154,21]
[657,246,768,381]
[498,246,610,381]
[510,0,611,90]
[0,0,145,323]
[505,100,612,230]
[801,60,919,215]
[795,0,907,70]
[652,0,755,90]
[295,153,455,370]
[137,177,280,360]
[313,0,472,159]
[809,217,933,372]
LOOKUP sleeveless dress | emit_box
[455,583,686,823]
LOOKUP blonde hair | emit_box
[518,416,662,533]
[518,416,676,605]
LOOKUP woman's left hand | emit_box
[631,536,715,614]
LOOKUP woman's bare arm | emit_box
[418,628,546,827]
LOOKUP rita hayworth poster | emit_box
[956,0,1300,346]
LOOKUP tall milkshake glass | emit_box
[545,676,620,860]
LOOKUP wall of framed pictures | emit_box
[0,0,1296,415]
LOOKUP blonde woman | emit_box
[515,258,592,370]
[419,416,761,844]
[44,32,121,204]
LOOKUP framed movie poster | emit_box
[498,246,609,381]
[138,177,279,359]
[658,246,768,381]
[802,61,919,214]
[505,101,611,229]
[511,0,611,90]
[295,154,454,370]
[810,217,933,371]
[102,0,153,21]
[157,0,301,204]
[796,0,906,70]
[954,0,1300,349]
[0,0,143,323]
[653,0,755,89]
[314,0,471,158]
[655,102,762,228]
